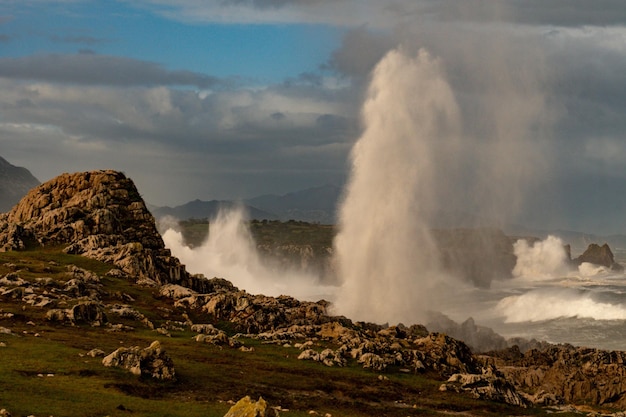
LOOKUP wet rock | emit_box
[575,243,624,271]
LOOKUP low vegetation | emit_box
[0,246,577,417]
[177,218,335,249]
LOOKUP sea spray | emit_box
[332,48,461,324]
[162,207,332,300]
[511,235,571,279]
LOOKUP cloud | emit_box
[326,27,395,78]
[0,70,358,204]
[0,53,220,88]
[49,34,109,45]
[3,0,626,235]
[133,0,626,27]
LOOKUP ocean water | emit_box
[441,248,626,352]
[163,214,626,352]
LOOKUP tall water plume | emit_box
[333,48,462,324]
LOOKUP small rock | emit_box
[223,396,278,417]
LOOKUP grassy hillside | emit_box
[0,247,573,417]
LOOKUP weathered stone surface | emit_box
[575,243,624,271]
[102,340,175,380]
[426,313,507,353]
[198,290,329,334]
[223,396,277,417]
[490,344,626,409]
[70,301,107,325]
[0,170,216,291]
[440,368,528,407]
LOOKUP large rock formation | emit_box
[433,228,518,287]
[0,170,204,290]
[0,156,40,213]
[575,243,624,271]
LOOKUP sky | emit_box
[1,0,626,235]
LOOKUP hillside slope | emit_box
[0,155,40,212]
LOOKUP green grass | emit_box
[0,246,588,417]
[177,219,335,250]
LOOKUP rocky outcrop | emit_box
[440,367,528,407]
[488,344,626,409]
[426,313,508,353]
[575,243,624,271]
[433,228,518,287]
[102,340,175,381]
[0,171,208,290]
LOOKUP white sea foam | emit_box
[495,288,626,322]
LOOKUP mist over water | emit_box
[512,235,570,279]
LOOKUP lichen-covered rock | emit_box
[102,340,175,380]
[223,396,278,417]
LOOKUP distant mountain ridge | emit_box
[0,156,40,212]
[246,183,342,224]
[149,183,626,254]
[151,184,342,224]
[150,199,278,221]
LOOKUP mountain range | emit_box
[150,183,343,224]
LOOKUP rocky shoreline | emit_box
[2,170,626,415]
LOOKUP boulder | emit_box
[575,243,624,271]
[102,340,175,381]
[70,301,107,325]
[223,396,278,417]
[440,367,528,407]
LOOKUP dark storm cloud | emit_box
[388,0,626,27]
[509,0,626,26]
[326,27,394,78]
[0,53,220,88]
